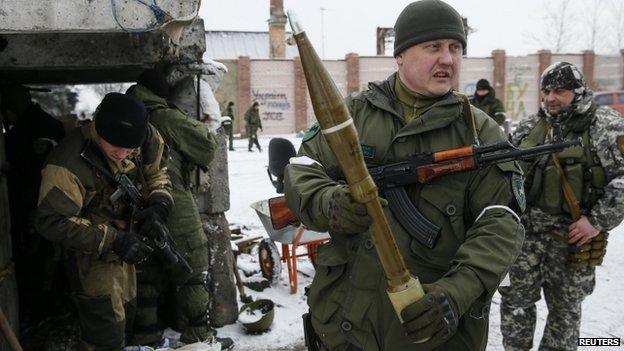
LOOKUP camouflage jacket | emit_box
[284,73,525,351]
[128,84,216,247]
[513,104,624,234]
[35,123,172,258]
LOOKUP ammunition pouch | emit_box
[303,312,321,351]
[568,231,608,268]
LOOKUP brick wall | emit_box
[213,51,624,134]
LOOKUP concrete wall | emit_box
[214,51,624,134]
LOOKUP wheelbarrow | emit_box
[250,198,329,294]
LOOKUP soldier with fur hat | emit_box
[284,1,525,350]
[499,62,624,350]
[35,92,173,350]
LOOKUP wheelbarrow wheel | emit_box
[258,238,282,284]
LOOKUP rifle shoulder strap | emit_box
[457,92,479,146]
[551,152,582,221]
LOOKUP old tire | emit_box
[258,238,282,284]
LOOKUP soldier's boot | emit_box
[248,138,254,152]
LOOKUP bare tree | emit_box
[583,0,606,51]
[609,0,624,53]
[526,0,576,53]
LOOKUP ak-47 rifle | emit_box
[80,145,192,273]
[270,138,581,235]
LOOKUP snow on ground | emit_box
[218,134,624,350]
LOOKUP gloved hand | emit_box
[326,186,372,235]
[112,231,153,265]
[400,284,458,347]
[135,199,170,240]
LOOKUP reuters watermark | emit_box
[578,337,621,347]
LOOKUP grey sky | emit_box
[199,0,623,59]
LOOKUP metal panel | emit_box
[204,31,299,60]
[0,0,200,33]
[594,55,623,91]
[506,55,540,122]
[250,60,295,134]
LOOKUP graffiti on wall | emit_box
[252,89,291,121]
[505,64,531,120]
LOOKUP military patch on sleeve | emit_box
[617,135,624,155]
[511,173,526,213]
[361,144,376,159]
[302,123,320,143]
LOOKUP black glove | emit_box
[400,285,458,347]
[135,199,170,240]
[112,231,153,265]
[326,186,386,235]
[326,186,371,235]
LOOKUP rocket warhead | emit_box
[286,9,303,34]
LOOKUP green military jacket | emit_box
[244,107,262,135]
[470,91,506,126]
[128,85,216,252]
[36,122,172,260]
[284,74,525,351]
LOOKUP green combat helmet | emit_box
[238,299,275,333]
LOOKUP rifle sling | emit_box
[457,92,479,146]
[551,151,582,221]
[384,187,440,249]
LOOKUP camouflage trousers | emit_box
[499,230,595,351]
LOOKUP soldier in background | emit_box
[223,101,235,151]
[284,0,525,349]
[127,69,233,350]
[470,78,506,126]
[36,93,172,350]
[0,84,65,321]
[244,101,262,152]
[499,62,624,351]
